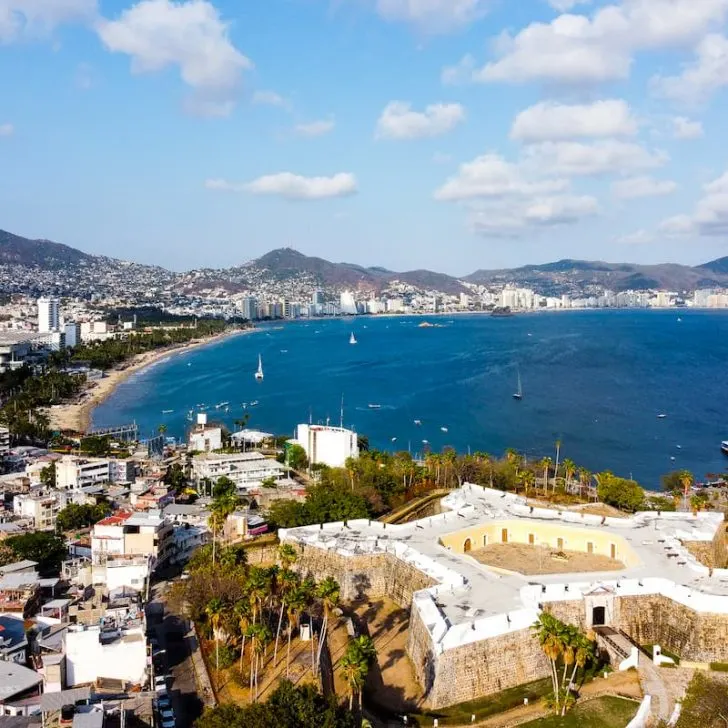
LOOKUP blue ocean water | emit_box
[93,311,728,489]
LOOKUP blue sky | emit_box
[1,0,727,274]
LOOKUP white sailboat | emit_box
[513,367,523,401]
[349,331,357,345]
[255,354,264,381]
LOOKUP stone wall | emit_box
[683,523,727,568]
[294,544,436,606]
[617,595,728,662]
[427,629,550,707]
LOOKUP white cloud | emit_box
[658,170,728,236]
[612,176,677,199]
[207,172,358,200]
[548,0,591,10]
[294,119,335,137]
[523,140,668,176]
[510,99,638,142]
[251,90,289,108]
[672,116,704,139]
[616,229,655,244]
[0,0,95,41]
[97,0,252,115]
[470,0,728,86]
[371,0,490,34]
[434,153,568,201]
[441,54,476,85]
[0,122,13,136]
[653,33,728,104]
[376,101,465,140]
[468,194,598,236]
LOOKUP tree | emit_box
[56,502,109,532]
[532,613,566,714]
[213,476,236,500]
[6,532,67,575]
[674,672,728,728]
[206,598,226,671]
[39,463,56,487]
[286,444,309,472]
[596,471,645,512]
[341,635,376,710]
[315,577,340,672]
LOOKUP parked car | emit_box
[154,675,169,692]
[159,710,175,722]
[161,720,175,728]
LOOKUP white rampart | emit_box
[280,484,727,653]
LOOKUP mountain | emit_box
[0,229,94,269]
[465,259,728,295]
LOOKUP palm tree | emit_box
[205,597,226,671]
[285,585,308,678]
[340,650,365,711]
[274,568,299,666]
[531,613,564,713]
[341,636,376,711]
[278,542,297,570]
[315,576,341,671]
[158,424,167,436]
[554,440,562,488]
[540,458,553,494]
[246,567,271,626]
[680,470,694,511]
[562,459,577,493]
[251,623,272,701]
[234,599,252,673]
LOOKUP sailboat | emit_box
[254,354,264,381]
[513,367,523,401]
[349,332,357,345]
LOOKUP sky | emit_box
[1,0,728,275]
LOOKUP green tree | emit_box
[6,532,68,576]
[213,476,236,500]
[315,577,340,672]
[39,463,56,487]
[205,597,226,671]
[286,444,309,471]
[596,471,645,512]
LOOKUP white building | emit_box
[64,322,81,348]
[293,424,359,468]
[56,456,110,490]
[91,510,173,569]
[13,489,65,531]
[64,622,147,688]
[188,413,223,452]
[0,332,34,373]
[37,297,60,334]
[190,451,287,492]
[0,426,9,455]
[339,291,358,316]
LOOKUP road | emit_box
[147,580,208,728]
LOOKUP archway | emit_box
[592,606,606,626]
[463,538,472,553]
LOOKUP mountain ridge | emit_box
[1,228,727,296]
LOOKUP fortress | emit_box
[280,485,728,708]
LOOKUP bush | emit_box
[710,662,728,671]
[216,644,236,670]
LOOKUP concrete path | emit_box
[637,658,671,722]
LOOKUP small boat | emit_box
[414,419,422,426]
[422,439,429,444]
[162,409,173,414]
[513,366,523,401]
[249,400,259,407]
[187,362,192,366]
[677,317,682,322]
[391,437,397,443]
[440,427,448,433]
[255,354,264,381]
[215,401,229,409]
[368,404,382,409]
[657,414,667,419]
[280,349,288,353]
[721,440,728,456]
[350,332,357,345]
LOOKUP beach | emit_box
[47,328,253,433]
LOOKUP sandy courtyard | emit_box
[471,543,625,575]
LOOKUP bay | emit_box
[92,310,728,489]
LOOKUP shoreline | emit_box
[47,328,254,434]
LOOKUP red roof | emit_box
[96,511,132,527]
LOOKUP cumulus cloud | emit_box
[510,100,638,142]
[206,172,358,200]
[376,101,465,140]
[468,0,728,86]
[0,0,96,41]
[370,0,490,34]
[0,122,13,136]
[294,119,335,137]
[616,229,655,244]
[612,176,678,199]
[468,194,598,236]
[251,90,289,108]
[523,140,668,177]
[97,0,251,115]
[653,34,728,104]
[433,153,568,201]
[658,170,728,236]
[672,116,705,139]
[547,0,591,10]
[441,54,476,85]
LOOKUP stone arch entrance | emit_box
[592,606,606,626]
[463,538,472,553]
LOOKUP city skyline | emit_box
[1,0,728,272]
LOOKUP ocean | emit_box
[92,310,728,489]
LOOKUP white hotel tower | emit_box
[37,296,60,333]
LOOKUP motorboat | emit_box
[350,332,357,345]
[368,404,382,409]
[722,440,728,456]
[255,354,264,381]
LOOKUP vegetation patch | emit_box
[519,696,639,727]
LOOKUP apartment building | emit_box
[190,451,287,492]
[0,426,10,456]
[91,511,173,569]
[13,489,65,531]
[56,456,110,490]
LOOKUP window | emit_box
[610,543,616,559]
[463,538,472,553]
[587,542,594,554]
[557,538,564,550]
[528,533,535,545]
[483,535,488,546]
[501,528,508,543]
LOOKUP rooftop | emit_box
[281,484,728,652]
[0,662,43,702]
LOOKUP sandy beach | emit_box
[47,328,253,433]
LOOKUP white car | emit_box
[154,676,169,692]
[155,696,171,710]
[159,710,174,722]
[161,720,175,728]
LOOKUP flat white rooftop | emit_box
[281,485,728,651]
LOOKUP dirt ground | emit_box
[471,543,625,575]
[329,597,425,714]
